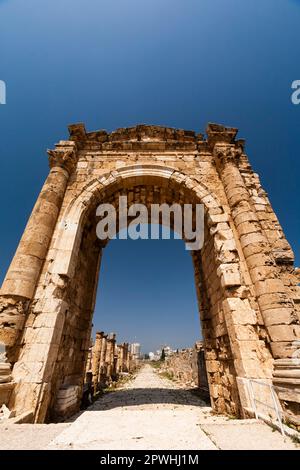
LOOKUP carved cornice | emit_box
[68,123,196,144]
[206,123,238,150]
[66,122,245,156]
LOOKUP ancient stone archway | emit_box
[0,123,299,425]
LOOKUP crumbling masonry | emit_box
[0,123,299,426]
[160,342,209,397]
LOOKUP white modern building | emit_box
[130,343,141,360]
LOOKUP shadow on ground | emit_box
[87,387,209,412]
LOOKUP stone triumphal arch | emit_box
[0,123,299,426]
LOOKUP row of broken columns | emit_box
[86,332,132,394]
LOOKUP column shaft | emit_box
[216,152,298,359]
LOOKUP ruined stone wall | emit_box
[161,343,208,391]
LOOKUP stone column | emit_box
[116,344,123,374]
[85,342,93,374]
[104,333,116,380]
[123,343,129,372]
[208,124,300,413]
[98,334,107,385]
[108,333,116,379]
[92,331,104,393]
[105,335,113,380]
[127,352,132,373]
[0,141,78,382]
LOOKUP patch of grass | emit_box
[116,373,133,387]
[101,371,136,394]
[291,434,300,445]
[150,361,163,369]
[284,420,297,431]
[226,415,237,421]
[102,384,117,394]
[160,371,174,381]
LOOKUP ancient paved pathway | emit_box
[46,365,297,450]
[0,365,298,450]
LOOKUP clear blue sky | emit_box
[0,1,299,353]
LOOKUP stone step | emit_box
[0,374,12,384]
[0,363,11,373]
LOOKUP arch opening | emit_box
[42,171,241,421]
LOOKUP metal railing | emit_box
[245,378,285,436]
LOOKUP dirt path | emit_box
[46,364,297,450]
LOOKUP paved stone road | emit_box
[0,365,298,450]
[46,365,298,450]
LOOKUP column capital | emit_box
[47,141,78,174]
[206,123,245,167]
[213,143,243,167]
[95,331,104,339]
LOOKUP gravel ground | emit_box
[0,365,298,450]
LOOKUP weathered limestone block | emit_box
[268,324,300,342]
[0,297,29,348]
[207,213,229,226]
[223,298,273,379]
[255,279,287,297]
[0,363,12,383]
[257,292,293,311]
[54,385,81,419]
[217,263,241,287]
[263,307,297,326]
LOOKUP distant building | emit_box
[149,352,158,361]
[148,345,176,361]
[130,343,141,360]
[163,346,176,357]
